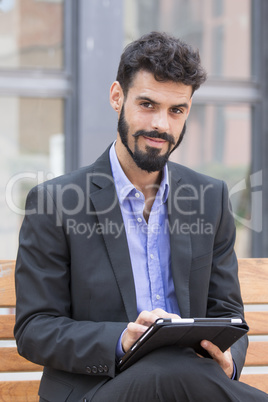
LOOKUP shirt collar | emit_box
[109,141,169,205]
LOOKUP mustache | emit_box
[132,130,175,145]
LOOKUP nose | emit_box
[151,110,170,133]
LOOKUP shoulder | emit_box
[29,146,112,195]
[167,161,225,190]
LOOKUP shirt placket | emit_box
[147,204,166,311]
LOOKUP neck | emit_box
[114,141,165,223]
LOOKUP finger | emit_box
[122,322,149,352]
[201,341,233,378]
[151,308,168,316]
[135,310,160,326]
[201,340,222,362]
[151,308,181,320]
[127,322,149,335]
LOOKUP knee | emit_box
[148,347,219,390]
[142,347,198,387]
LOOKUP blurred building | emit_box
[0,0,267,258]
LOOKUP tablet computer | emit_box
[118,317,249,372]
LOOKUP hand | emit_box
[201,340,234,378]
[122,308,180,353]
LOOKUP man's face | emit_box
[114,70,192,173]
[118,105,187,173]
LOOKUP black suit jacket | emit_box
[14,146,248,402]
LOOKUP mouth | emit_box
[143,136,167,148]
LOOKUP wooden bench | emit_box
[238,259,268,393]
[0,259,267,400]
[0,260,42,401]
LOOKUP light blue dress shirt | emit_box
[109,142,180,316]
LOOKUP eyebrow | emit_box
[136,96,190,110]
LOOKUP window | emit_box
[124,0,251,79]
[1,97,64,258]
[0,0,69,259]
[171,104,252,256]
[123,0,260,257]
[0,0,64,69]
[1,0,267,258]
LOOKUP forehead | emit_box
[126,70,192,104]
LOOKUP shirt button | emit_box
[135,192,140,198]
[156,294,161,300]
[150,254,154,259]
[137,217,142,223]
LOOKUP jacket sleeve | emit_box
[208,181,248,379]
[14,184,126,378]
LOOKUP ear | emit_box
[110,81,124,113]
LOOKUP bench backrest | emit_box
[0,260,41,401]
[238,258,268,393]
[0,258,267,400]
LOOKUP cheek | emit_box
[128,113,152,133]
[172,116,186,133]
[136,113,156,131]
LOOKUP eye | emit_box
[141,102,153,109]
[170,107,183,115]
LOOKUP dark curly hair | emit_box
[116,31,207,96]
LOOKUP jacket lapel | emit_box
[168,164,192,318]
[89,148,137,322]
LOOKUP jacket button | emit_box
[86,366,91,374]
[98,365,104,373]
[92,365,98,374]
[103,365,109,373]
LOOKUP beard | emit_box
[117,105,187,173]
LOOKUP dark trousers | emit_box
[89,347,268,402]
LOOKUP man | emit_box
[14,32,267,401]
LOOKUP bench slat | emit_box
[0,348,43,372]
[245,311,268,335]
[0,380,39,402]
[0,315,16,339]
[3,259,268,304]
[0,261,16,307]
[245,342,268,366]
[240,374,268,394]
[238,258,268,304]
